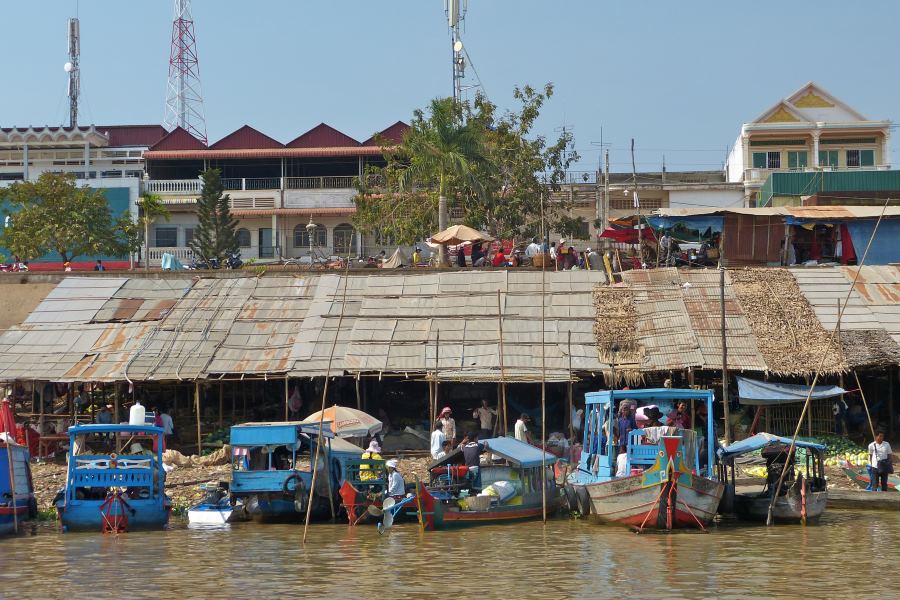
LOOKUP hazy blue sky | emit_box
[2,1,898,172]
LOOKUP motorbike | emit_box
[226,251,243,270]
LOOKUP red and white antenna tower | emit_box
[163,0,207,144]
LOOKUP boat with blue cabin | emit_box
[1,434,36,535]
[54,424,171,532]
[567,388,724,530]
[229,421,367,521]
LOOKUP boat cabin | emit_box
[570,388,717,485]
[56,424,170,531]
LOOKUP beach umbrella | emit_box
[428,224,494,246]
[301,405,383,438]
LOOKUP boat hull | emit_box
[733,485,827,523]
[425,490,562,529]
[842,464,899,491]
[0,504,30,535]
[56,499,171,531]
[188,506,234,526]
[583,473,724,529]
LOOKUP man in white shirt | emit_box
[868,431,893,492]
[525,238,541,261]
[514,413,533,445]
[386,459,405,497]
[430,421,446,459]
[159,407,175,440]
[473,399,497,440]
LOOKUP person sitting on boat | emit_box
[359,440,383,482]
[666,401,691,430]
[386,459,405,499]
[459,432,488,485]
[430,421,446,459]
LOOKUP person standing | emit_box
[868,431,893,492]
[439,407,456,446]
[94,259,105,271]
[514,413,533,444]
[525,237,541,262]
[430,421,446,459]
[159,405,175,441]
[616,403,637,455]
[473,399,497,440]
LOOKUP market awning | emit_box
[736,376,846,406]
[646,215,724,233]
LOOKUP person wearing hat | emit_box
[385,459,405,498]
[359,439,383,482]
[439,407,456,446]
[514,413,533,445]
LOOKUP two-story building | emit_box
[726,82,892,206]
[142,122,406,265]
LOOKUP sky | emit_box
[2,0,898,173]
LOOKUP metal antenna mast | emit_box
[163,0,207,144]
[65,17,80,128]
[446,0,467,104]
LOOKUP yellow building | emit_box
[725,82,891,206]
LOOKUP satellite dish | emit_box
[453,40,463,52]
[64,62,74,73]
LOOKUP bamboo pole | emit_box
[766,198,889,526]
[194,382,201,455]
[567,330,574,441]
[303,241,353,544]
[854,371,877,442]
[284,377,289,422]
[218,382,224,428]
[355,374,361,411]
[540,190,547,523]
[242,380,247,418]
[720,266,731,445]
[497,289,507,437]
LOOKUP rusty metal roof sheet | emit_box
[25,277,127,324]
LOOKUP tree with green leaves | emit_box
[189,169,239,265]
[355,97,488,264]
[353,85,577,254]
[137,194,170,271]
[0,172,127,263]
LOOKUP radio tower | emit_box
[64,18,80,128]
[163,0,207,144]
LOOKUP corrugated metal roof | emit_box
[25,277,127,324]
[93,278,193,322]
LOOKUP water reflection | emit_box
[0,511,890,598]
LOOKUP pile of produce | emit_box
[815,435,868,467]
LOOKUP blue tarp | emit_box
[718,432,826,458]
[160,252,186,271]
[480,437,557,468]
[845,219,900,265]
[229,422,332,447]
[736,376,846,406]
[646,215,724,233]
[584,388,715,407]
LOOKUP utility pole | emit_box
[720,266,731,445]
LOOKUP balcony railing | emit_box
[148,246,194,266]
[285,176,358,190]
[745,164,892,182]
[144,179,202,194]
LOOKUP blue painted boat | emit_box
[229,421,366,521]
[188,483,235,526]
[1,436,35,535]
[54,424,171,532]
[566,388,724,530]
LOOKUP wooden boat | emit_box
[54,424,171,532]
[413,437,561,529]
[187,482,237,526]
[230,422,371,521]
[840,460,900,491]
[719,433,828,523]
[567,388,724,531]
[1,434,36,535]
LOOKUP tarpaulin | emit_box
[736,376,846,406]
[646,216,724,233]
[598,227,653,244]
[845,219,900,265]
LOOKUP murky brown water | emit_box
[0,511,893,599]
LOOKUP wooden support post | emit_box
[195,382,202,455]
[284,377,289,421]
[890,367,895,439]
[720,267,731,444]
[567,330,573,440]
[242,380,247,418]
[218,382,224,428]
[428,380,434,430]
[355,375,361,411]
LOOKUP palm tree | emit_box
[398,98,487,265]
[138,194,170,271]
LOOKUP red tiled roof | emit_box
[363,121,409,145]
[210,125,283,150]
[287,123,360,148]
[149,126,207,151]
[98,125,167,147]
[144,146,383,160]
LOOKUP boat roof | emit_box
[230,421,334,447]
[585,387,715,406]
[430,437,557,469]
[718,433,826,459]
[68,424,164,435]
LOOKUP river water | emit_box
[0,510,894,599]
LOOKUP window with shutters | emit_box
[787,151,807,170]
